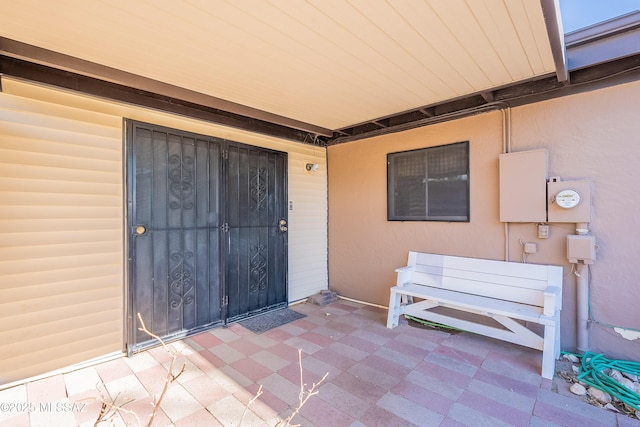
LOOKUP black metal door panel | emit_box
[127,121,287,352]
[128,123,223,352]
[225,144,288,321]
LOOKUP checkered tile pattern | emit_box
[1,300,638,426]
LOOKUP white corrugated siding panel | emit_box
[0,78,328,382]
[286,153,328,301]
[0,89,124,385]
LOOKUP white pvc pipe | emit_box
[575,223,591,353]
[576,223,589,235]
[576,262,589,353]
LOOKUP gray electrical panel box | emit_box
[499,149,548,222]
[567,235,596,264]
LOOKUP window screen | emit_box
[387,141,469,221]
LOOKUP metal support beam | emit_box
[480,91,495,103]
[329,54,640,144]
[541,0,569,83]
[0,37,332,137]
[0,56,322,144]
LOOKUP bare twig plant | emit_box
[239,384,263,425]
[92,313,186,427]
[92,387,139,427]
[91,316,325,426]
[275,349,328,427]
[136,313,187,426]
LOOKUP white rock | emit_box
[563,354,579,363]
[608,369,624,382]
[621,371,639,382]
[604,403,620,413]
[587,387,612,404]
[570,383,587,396]
[571,365,580,374]
[636,409,640,420]
[619,377,635,390]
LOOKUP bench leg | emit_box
[387,288,402,329]
[401,294,414,305]
[541,316,560,380]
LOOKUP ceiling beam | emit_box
[328,53,640,145]
[3,36,639,148]
[0,37,333,138]
[0,56,322,144]
[418,108,434,117]
[480,91,495,103]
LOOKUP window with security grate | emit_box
[387,141,469,221]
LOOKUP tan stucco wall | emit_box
[328,80,640,360]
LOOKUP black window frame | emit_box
[387,141,470,222]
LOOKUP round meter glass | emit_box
[555,189,581,209]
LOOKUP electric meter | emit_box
[547,179,590,222]
[555,189,581,209]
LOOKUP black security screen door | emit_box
[126,121,287,352]
[225,143,288,322]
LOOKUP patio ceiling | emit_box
[0,0,565,143]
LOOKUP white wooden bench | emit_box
[386,251,563,379]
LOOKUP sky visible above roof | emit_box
[560,0,640,33]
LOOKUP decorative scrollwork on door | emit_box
[249,245,267,292]
[249,167,267,211]
[169,251,194,308]
[169,154,194,210]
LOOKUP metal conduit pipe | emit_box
[575,222,591,353]
[575,262,590,353]
[501,106,512,262]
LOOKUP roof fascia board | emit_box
[565,11,640,71]
[565,10,640,46]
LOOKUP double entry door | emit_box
[126,121,288,352]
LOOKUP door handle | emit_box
[134,225,147,235]
[279,219,288,232]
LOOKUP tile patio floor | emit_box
[1,299,639,427]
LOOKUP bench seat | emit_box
[388,284,560,325]
[386,251,563,379]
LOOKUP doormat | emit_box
[238,308,306,334]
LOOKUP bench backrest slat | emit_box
[413,265,552,290]
[406,251,563,307]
